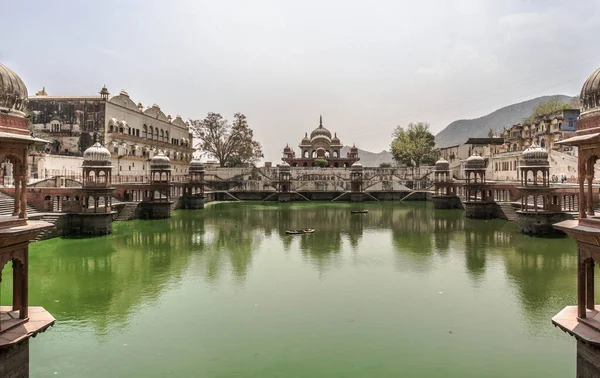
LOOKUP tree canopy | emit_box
[523,96,572,123]
[190,113,263,167]
[390,122,435,167]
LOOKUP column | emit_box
[587,259,595,311]
[579,254,587,318]
[12,175,20,216]
[579,160,587,219]
[588,157,595,216]
[19,176,27,219]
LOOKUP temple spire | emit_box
[319,115,323,128]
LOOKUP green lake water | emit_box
[1,202,582,377]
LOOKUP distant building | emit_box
[28,87,194,176]
[281,116,359,167]
[500,108,579,153]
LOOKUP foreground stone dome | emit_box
[0,63,28,115]
[279,161,291,171]
[581,67,600,113]
[83,142,111,163]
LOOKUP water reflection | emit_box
[9,201,581,336]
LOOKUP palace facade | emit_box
[28,87,194,177]
[500,108,579,153]
[281,116,359,167]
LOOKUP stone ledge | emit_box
[0,307,55,349]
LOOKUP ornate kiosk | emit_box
[182,158,205,209]
[516,143,565,236]
[140,151,173,219]
[67,142,116,235]
[0,63,54,378]
[350,161,364,202]
[277,162,292,202]
[432,157,461,209]
[463,154,495,219]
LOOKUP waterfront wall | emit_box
[0,339,29,378]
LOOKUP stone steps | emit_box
[114,203,138,222]
[32,214,67,241]
[0,192,44,217]
[497,202,519,221]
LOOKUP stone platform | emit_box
[517,211,567,237]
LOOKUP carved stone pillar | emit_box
[19,175,27,219]
[12,175,21,217]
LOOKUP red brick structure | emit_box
[0,63,54,378]
[281,116,360,167]
[553,65,600,377]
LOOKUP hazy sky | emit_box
[3,0,600,162]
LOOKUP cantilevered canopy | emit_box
[556,133,600,146]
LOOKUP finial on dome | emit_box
[36,87,47,96]
[319,115,323,127]
[100,85,109,100]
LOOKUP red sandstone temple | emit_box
[281,116,359,167]
[0,63,54,377]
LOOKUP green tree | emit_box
[314,158,329,167]
[379,162,392,168]
[523,96,571,123]
[190,113,263,167]
[488,128,494,138]
[390,122,435,167]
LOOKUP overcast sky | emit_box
[3,0,600,161]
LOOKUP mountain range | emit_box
[341,146,393,167]
[434,95,576,148]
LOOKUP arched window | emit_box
[303,150,308,158]
[333,151,338,158]
[160,129,165,141]
[149,126,154,139]
[143,125,148,138]
[165,131,169,143]
[311,151,316,158]
[155,129,159,140]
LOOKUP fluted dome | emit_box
[283,144,293,154]
[109,90,138,111]
[310,116,332,142]
[350,161,363,170]
[331,132,341,145]
[522,142,549,166]
[279,161,291,171]
[581,67,600,113]
[350,144,358,152]
[0,63,28,115]
[300,132,311,146]
[435,157,449,171]
[144,104,168,122]
[83,142,111,164]
[150,151,171,169]
[465,154,485,169]
[189,158,205,172]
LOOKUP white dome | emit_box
[279,161,291,171]
[150,151,171,168]
[350,161,363,170]
[522,142,548,161]
[465,154,485,169]
[435,158,449,170]
[189,158,205,172]
[83,142,111,162]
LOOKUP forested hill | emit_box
[435,95,575,148]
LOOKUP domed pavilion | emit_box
[432,157,460,209]
[552,64,600,377]
[516,142,565,236]
[462,153,495,218]
[67,142,116,236]
[182,157,205,209]
[140,151,173,219]
[0,63,55,377]
[281,116,360,167]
